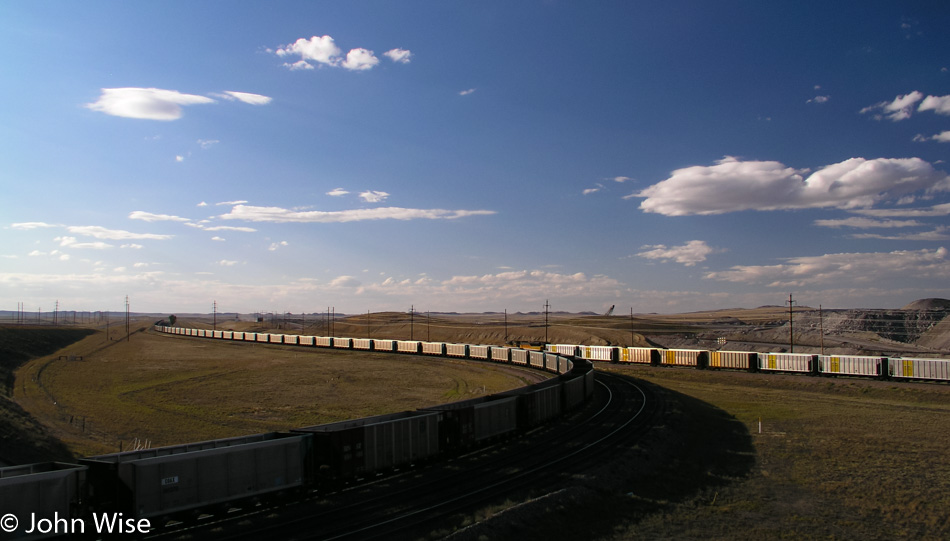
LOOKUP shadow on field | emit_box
[450,378,756,541]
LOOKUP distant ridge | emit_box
[901,298,950,311]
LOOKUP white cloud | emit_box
[197,140,219,149]
[327,188,350,197]
[341,48,379,71]
[612,176,632,183]
[636,240,717,267]
[850,202,950,218]
[128,211,190,222]
[582,186,602,195]
[807,95,830,104]
[359,190,390,203]
[67,225,172,240]
[268,241,289,251]
[918,94,950,115]
[330,275,361,288]
[11,222,58,230]
[277,35,342,67]
[197,201,208,207]
[211,236,225,242]
[217,91,272,105]
[705,247,950,287]
[121,243,143,249]
[633,156,950,216]
[217,200,248,206]
[55,236,113,250]
[219,204,496,223]
[813,217,924,228]
[283,60,314,71]
[384,48,412,64]
[851,227,950,241]
[459,88,477,96]
[86,87,215,121]
[176,155,185,162]
[201,225,257,232]
[217,260,238,266]
[859,91,924,121]
[914,130,950,143]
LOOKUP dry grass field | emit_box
[14,325,544,457]
[601,365,950,540]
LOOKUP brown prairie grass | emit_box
[15,328,541,457]
[606,365,950,540]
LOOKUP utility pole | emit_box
[54,300,59,325]
[426,311,430,342]
[543,299,550,344]
[504,309,508,345]
[630,307,635,347]
[126,296,130,342]
[213,300,217,331]
[409,305,414,341]
[786,294,796,353]
[819,304,824,355]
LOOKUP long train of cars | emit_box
[0,326,594,539]
[547,344,950,382]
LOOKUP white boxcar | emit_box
[244,332,257,342]
[510,348,529,365]
[491,347,510,363]
[232,331,244,340]
[528,351,545,368]
[422,342,446,355]
[547,344,579,356]
[469,345,490,360]
[579,346,617,363]
[333,338,352,349]
[298,335,315,346]
[269,333,284,344]
[352,338,372,350]
[758,353,816,373]
[222,331,233,340]
[372,339,395,352]
[283,334,299,345]
[446,344,469,358]
[818,355,884,377]
[661,349,706,367]
[544,353,560,373]
[314,336,333,347]
[620,347,657,364]
[709,350,757,371]
[889,357,950,381]
[256,333,270,343]
[397,340,421,354]
[212,330,223,339]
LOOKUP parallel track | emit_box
[146,371,660,540]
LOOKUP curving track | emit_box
[144,371,659,540]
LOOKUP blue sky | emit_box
[2,1,950,315]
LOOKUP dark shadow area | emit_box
[448,378,756,540]
[0,326,95,464]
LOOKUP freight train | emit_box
[0,326,594,539]
[547,344,950,382]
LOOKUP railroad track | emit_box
[146,371,661,541]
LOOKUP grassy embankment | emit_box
[604,366,950,540]
[14,327,541,457]
[0,326,95,464]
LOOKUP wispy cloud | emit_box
[636,240,717,267]
[214,91,272,105]
[705,247,950,287]
[813,217,924,228]
[384,48,412,64]
[459,88,477,96]
[219,204,496,223]
[860,91,924,121]
[632,156,950,216]
[11,222,59,230]
[86,87,215,121]
[359,190,390,203]
[327,188,350,197]
[67,225,172,240]
[268,241,289,251]
[129,211,190,222]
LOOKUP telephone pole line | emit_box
[786,294,796,353]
